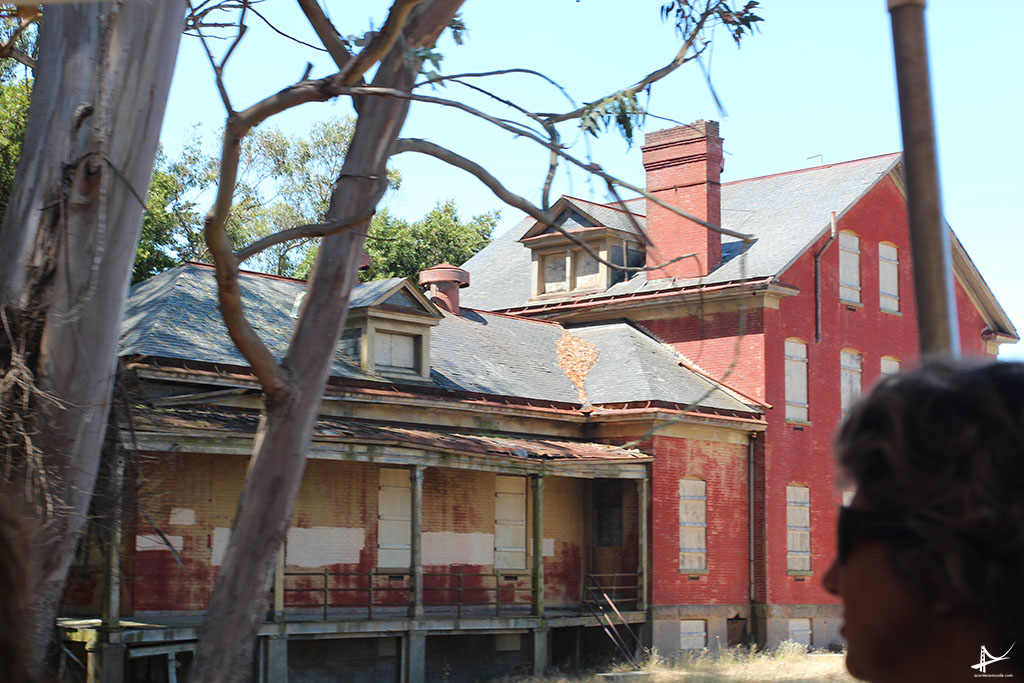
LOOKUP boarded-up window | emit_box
[573,249,601,290]
[842,489,855,507]
[679,620,707,650]
[880,356,900,378]
[542,252,568,293]
[495,476,526,569]
[679,479,707,571]
[841,350,863,416]
[784,340,809,421]
[786,485,811,572]
[378,468,411,567]
[375,332,416,372]
[878,243,899,312]
[788,618,812,646]
[839,231,860,303]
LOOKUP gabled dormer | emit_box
[340,278,443,380]
[521,197,646,299]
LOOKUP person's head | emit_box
[824,359,1024,682]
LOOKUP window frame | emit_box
[786,484,811,573]
[784,339,809,422]
[838,231,861,304]
[377,468,412,568]
[679,619,708,651]
[840,349,863,416]
[880,356,900,378]
[494,475,527,569]
[878,242,900,313]
[678,478,707,572]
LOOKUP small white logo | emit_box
[973,643,1014,676]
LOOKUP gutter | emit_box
[813,212,838,343]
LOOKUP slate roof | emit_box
[120,264,759,414]
[460,153,902,311]
[570,322,754,410]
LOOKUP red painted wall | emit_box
[648,434,750,606]
[639,310,766,402]
[640,173,999,612]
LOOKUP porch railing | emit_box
[582,572,641,612]
[272,569,532,620]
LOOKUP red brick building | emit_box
[62,121,1015,682]
[462,120,1018,652]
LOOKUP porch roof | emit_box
[128,407,652,477]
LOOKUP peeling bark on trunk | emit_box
[189,3,464,680]
[0,1,183,671]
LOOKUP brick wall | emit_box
[639,308,766,401]
[649,434,749,607]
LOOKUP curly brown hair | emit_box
[836,359,1024,643]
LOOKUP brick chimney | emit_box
[419,263,469,315]
[641,121,723,279]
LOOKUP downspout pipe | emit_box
[813,212,838,343]
[888,0,960,356]
[747,432,757,626]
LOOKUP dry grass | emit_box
[503,641,861,683]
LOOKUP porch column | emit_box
[273,544,285,621]
[265,635,288,683]
[531,474,545,617]
[410,465,424,619]
[637,477,649,612]
[87,449,126,683]
[406,632,426,683]
[532,628,549,675]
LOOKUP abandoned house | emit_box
[60,121,1017,683]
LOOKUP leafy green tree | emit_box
[0,76,29,220]
[360,199,498,281]
[133,151,184,282]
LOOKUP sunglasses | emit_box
[837,506,919,564]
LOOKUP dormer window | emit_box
[542,252,569,294]
[340,279,442,381]
[375,332,418,374]
[522,198,647,300]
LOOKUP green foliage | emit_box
[133,151,187,283]
[580,92,645,147]
[660,1,763,44]
[0,77,30,220]
[360,199,498,282]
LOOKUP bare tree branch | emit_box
[246,4,327,52]
[415,68,576,109]
[392,138,701,275]
[296,0,353,70]
[0,13,38,69]
[540,7,712,125]
[345,84,753,242]
[188,0,235,113]
[233,177,388,263]
[335,0,425,86]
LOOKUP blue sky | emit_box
[159,2,1023,358]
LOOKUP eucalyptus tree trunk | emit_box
[0,1,183,672]
[189,2,465,680]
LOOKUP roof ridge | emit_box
[184,260,310,284]
[562,194,644,217]
[723,152,902,186]
[467,308,564,327]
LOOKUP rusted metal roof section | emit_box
[130,407,651,463]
